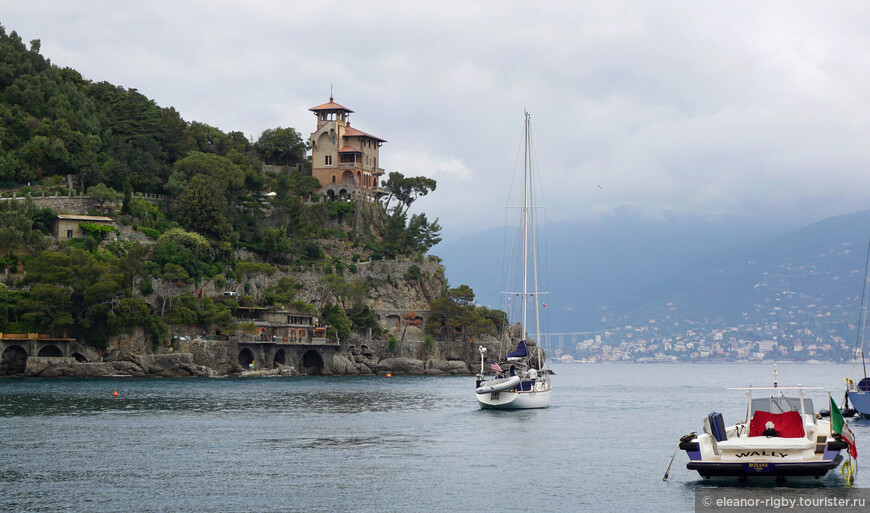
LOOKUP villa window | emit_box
[325,155,333,165]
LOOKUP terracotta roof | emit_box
[338,146,361,153]
[309,98,354,113]
[57,214,113,222]
[343,125,386,142]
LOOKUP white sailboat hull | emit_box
[476,386,552,410]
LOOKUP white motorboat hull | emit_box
[476,386,551,410]
[680,387,850,482]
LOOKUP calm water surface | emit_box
[1,363,868,512]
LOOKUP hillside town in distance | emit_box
[551,293,862,364]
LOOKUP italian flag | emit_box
[830,395,857,459]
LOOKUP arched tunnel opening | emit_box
[37,345,63,358]
[273,349,286,368]
[301,350,324,375]
[0,345,28,375]
[238,348,255,368]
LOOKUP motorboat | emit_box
[679,385,852,481]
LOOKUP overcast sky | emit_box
[4,1,870,241]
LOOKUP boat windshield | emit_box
[750,396,814,417]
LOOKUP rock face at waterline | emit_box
[23,353,210,378]
[19,349,473,378]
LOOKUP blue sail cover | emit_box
[507,340,529,359]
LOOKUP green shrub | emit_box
[139,227,161,239]
[138,279,154,295]
[404,265,421,281]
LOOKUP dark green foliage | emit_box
[138,226,160,239]
[15,246,169,347]
[138,278,153,295]
[121,178,132,214]
[0,22,449,353]
[381,171,437,215]
[174,174,233,240]
[326,201,355,219]
[79,222,118,239]
[425,285,504,341]
[346,303,384,336]
[154,228,214,283]
[321,303,352,341]
[168,293,233,330]
[0,197,52,254]
[302,241,323,262]
[404,264,421,282]
[255,127,308,166]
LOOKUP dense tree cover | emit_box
[426,285,507,341]
[0,22,483,350]
[0,24,255,193]
[0,196,53,255]
[254,127,308,166]
[374,172,442,257]
[16,246,168,347]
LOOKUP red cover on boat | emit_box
[748,410,805,438]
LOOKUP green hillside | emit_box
[0,24,477,350]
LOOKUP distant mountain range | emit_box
[434,208,870,334]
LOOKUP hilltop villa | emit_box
[308,97,386,202]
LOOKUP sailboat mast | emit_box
[528,119,543,357]
[856,237,870,380]
[521,111,530,340]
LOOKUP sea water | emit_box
[1,363,867,512]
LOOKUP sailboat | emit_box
[845,238,870,418]
[475,111,553,410]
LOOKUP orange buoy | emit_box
[113,390,118,397]
[386,373,392,378]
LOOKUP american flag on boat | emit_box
[490,360,503,373]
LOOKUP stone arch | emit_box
[273,349,286,368]
[326,189,335,200]
[339,188,348,199]
[72,352,88,362]
[37,345,63,358]
[301,350,324,375]
[238,348,255,368]
[0,345,28,375]
[341,170,354,185]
